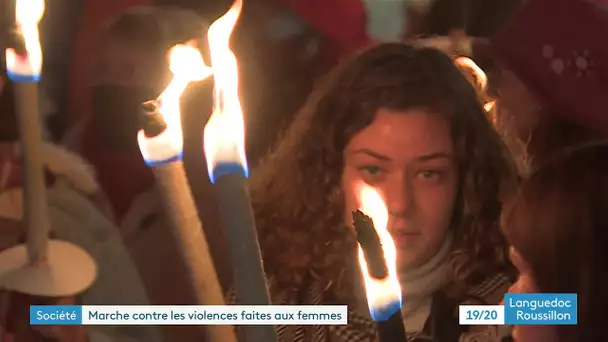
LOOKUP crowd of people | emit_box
[0,0,606,341]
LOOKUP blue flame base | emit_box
[210,162,248,184]
[370,300,402,322]
[144,153,182,167]
[7,72,40,83]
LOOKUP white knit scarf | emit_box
[400,234,453,332]
[353,234,453,333]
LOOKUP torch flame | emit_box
[5,0,45,78]
[356,183,402,320]
[137,44,211,163]
[454,57,495,114]
[156,44,212,130]
[203,0,248,182]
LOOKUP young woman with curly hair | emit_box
[230,43,518,342]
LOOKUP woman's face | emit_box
[508,247,557,342]
[341,108,457,272]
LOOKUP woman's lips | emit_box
[391,231,420,247]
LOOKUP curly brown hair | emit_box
[250,43,517,302]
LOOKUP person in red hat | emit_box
[275,0,372,68]
[491,0,608,166]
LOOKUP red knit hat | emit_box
[492,0,608,135]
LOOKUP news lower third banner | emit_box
[459,293,577,325]
[30,305,347,326]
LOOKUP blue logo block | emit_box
[30,305,83,325]
[504,293,577,325]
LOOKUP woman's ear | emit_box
[508,247,539,293]
[509,247,529,274]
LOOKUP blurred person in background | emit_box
[227,0,327,166]
[67,0,152,133]
[0,64,159,342]
[37,0,83,139]
[64,7,168,221]
[404,0,522,83]
[64,7,232,341]
[490,0,608,167]
[502,142,608,342]
[267,0,372,68]
[419,0,522,39]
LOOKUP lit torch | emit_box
[203,0,278,341]
[353,184,407,342]
[137,44,236,342]
[0,0,97,297]
[138,44,212,164]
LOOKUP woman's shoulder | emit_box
[458,325,512,342]
[412,270,513,341]
[226,276,378,342]
[462,271,513,305]
[455,271,514,342]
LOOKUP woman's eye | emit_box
[356,166,386,184]
[416,170,447,185]
[419,170,441,179]
[358,166,384,176]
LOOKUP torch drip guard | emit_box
[0,239,97,297]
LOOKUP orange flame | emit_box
[137,44,212,162]
[203,0,247,181]
[5,0,45,77]
[454,57,495,113]
[356,183,402,318]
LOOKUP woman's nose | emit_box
[383,175,412,217]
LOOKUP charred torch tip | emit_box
[139,101,167,138]
[352,210,389,280]
[352,209,371,224]
[352,210,377,246]
[6,30,27,55]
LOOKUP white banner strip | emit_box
[80,305,347,325]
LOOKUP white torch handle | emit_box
[15,82,50,265]
[152,161,237,342]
